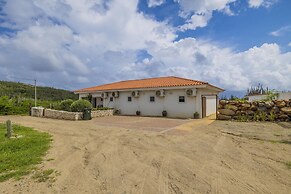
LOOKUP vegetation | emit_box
[0,81,78,101]
[285,161,291,169]
[263,90,279,101]
[32,169,57,183]
[70,99,92,112]
[0,96,59,115]
[0,81,79,115]
[58,99,74,112]
[0,123,52,182]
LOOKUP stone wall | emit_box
[44,109,83,121]
[31,107,44,117]
[31,107,114,120]
[91,109,114,118]
[217,100,291,122]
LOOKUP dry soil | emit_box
[0,116,290,194]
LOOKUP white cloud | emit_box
[0,0,176,88]
[288,42,291,47]
[270,26,291,37]
[248,0,278,8]
[0,0,290,92]
[141,40,291,91]
[147,0,165,7]
[175,0,236,31]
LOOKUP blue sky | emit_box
[0,0,290,96]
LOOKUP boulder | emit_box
[265,101,274,109]
[278,114,289,121]
[250,105,258,111]
[276,101,286,108]
[218,109,236,116]
[220,100,226,105]
[281,107,291,115]
[241,103,251,108]
[225,104,238,111]
[272,106,280,114]
[246,110,255,115]
[217,114,232,120]
[257,106,267,112]
[217,104,224,109]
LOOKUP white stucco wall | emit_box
[247,95,268,102]
[78,87,221,118]
[278,92,291,100]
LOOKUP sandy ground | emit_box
[0,115,291,194]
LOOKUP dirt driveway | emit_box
[0,116,291,194]
[92,116,192,132]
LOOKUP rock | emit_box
[278,114,289,121]
[217,114,232,120]
[217,104,224,109]
[272,107,280,114]
[229,101,237,105]
[257,106,267,112]
[281,107,291,115]
[218,109,236,116]
[241,103,251,108]
[220,100,226,105]
[265,101,274,109]
[276,101,286,108]
[225,104,238,111]
[258,102,265,107]
[250,105,258,111]
[246,110,254,115]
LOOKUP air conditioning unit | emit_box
[156,89,165,97]
[131,91,140,98]
[186,89,197,97]
[101,92,109,98]
[112,91,119,98]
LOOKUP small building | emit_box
[75,76,224,118]
[246,94,269,102]
[246,91,291,102]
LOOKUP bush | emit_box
[59,99,74,111]
[70,99,92,112]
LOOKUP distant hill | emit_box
[0,81,78,101]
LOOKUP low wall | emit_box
[44,109,83,121]
[217,100,291,122]
[91,109,114,118]
[31,107,44,117]
[31,107,114,120]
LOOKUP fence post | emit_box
[6,120,13,138]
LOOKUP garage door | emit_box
[202,95,217,118]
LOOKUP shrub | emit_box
[70,99,92,112]
[59,99,74,111]
[268,112,276,122]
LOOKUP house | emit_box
[74,76,224,118]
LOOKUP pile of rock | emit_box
[217,99,291,121]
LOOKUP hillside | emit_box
[0,81,78,101]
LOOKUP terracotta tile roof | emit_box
[75,76,222,92]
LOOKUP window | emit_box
[179,96,185,103]
[110,97,113,102]
[128,96,132,102]
[101,98,103,101]
[150,96,155,102]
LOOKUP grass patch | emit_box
[285,161,291,169]
[0,123,52,182]
[32,169,55,182]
